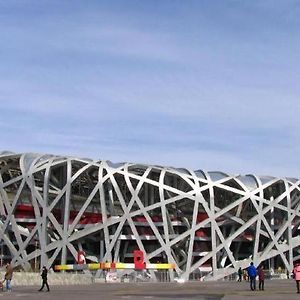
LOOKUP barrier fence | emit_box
[54,262,175,272]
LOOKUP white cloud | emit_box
[1,1,300,178]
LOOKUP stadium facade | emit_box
[0,151,300,281]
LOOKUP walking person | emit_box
[4,262,14,292]
[293,263,300,293]
[247,262,257,291]
[258,265,265,290]
[38,266,50,292]
[237,267,242,282]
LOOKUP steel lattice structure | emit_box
[1,151,300,281]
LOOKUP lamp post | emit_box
[0,240,3,267]
[34,240,38,272]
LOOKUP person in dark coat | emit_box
[247,262,257,291]
[258,265,265,290]
[38,266,50,292]
[237,267,242,282]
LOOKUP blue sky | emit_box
[1,0,300,177]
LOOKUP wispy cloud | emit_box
[0,1,300,178]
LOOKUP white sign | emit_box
[106,271,119,282]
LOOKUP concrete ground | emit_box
[1,279,300,300]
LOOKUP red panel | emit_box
[197,213,208,222]
[14,205,103,225]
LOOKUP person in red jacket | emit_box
[257,265,265,291]
[293,263,300,293]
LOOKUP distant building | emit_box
[0,151,299,280]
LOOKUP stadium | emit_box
[0,151,300,281]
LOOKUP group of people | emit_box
[237,263,265,291]
[247,262,265,291]
[3,260,300,294]
[2,262,50,292]
[237,262,300,294]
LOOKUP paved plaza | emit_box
[1,279,300,300]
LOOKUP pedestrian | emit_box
[293,263,300,293]
[258,265,265,290]
[0,279,4,291]
[238,267,242,282]
[243,269,248,281]
[247,262,257,291]
[38,266,50,292]
[4,262,14,292]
